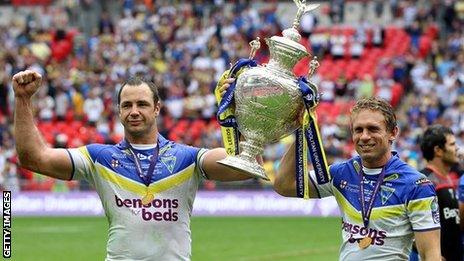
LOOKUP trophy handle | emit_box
[307,56,320,79]
[248,37,261,59]
[306,56,321,109]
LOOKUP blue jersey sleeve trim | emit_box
[65,149,75,181]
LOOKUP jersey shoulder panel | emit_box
[329,158,359,182]
[162,141,201,169]
[83,143,115,163]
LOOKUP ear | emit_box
[154,101,161,116]
[389,126,399,142]
[433,145,443,157]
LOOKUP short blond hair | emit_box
[350,97,397,132]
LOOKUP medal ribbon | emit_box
[359,165,386,228]
[120,139,159,186]
[295,76,330,198]
[215,58,257,155]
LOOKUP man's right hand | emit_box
[12,69,73,180]
[12,70,42,98]
[217,78,235,98]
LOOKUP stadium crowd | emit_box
[0,0,463,192]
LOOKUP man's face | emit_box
[118,84,160,138]
[441,134,459,166]
[351,109,397,168]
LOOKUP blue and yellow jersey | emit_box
[67,135,207,261]
[311,153,439,261]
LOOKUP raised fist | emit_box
[12,70,42,98]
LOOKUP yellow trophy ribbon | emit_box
[215,38,260,156]
[214,70,239,155]
[302,111,310,199]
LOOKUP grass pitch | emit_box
[13,216,340,260]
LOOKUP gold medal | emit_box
[358,237,372,249]
[141,193,154,205]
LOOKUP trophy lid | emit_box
[265,1,320,67]
[268,27,307,53]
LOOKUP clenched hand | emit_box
[12,70,42,98]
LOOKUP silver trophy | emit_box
[217,0,321,180]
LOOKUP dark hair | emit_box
[420,125,454,161]
[117,76,160,105]
[55,29,67,41]
[350,96,397,132]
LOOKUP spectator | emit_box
[54,86,69,121]
[36,89,55,122]
[98,11,114,35]
[300,11,318,38]
[414,125,463,261]
[50,29,73,62]
[83,88,104,127]
[356,74,375,99]
[329,0,345,24]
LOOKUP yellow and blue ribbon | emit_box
[215,58,257,155]
[295,76,330,198]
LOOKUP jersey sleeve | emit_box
[174,143,206,179]
[405,177,440,231]
[66,144,104,185]
[459,176,464,203]
[309,166,334,198]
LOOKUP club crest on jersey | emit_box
[161,156,177,173]
[380,185,395,205]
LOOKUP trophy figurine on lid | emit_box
[215,0,329,190]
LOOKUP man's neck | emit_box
[427,159,450,176]
[125,131,158,145]
[362,152,392,168]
